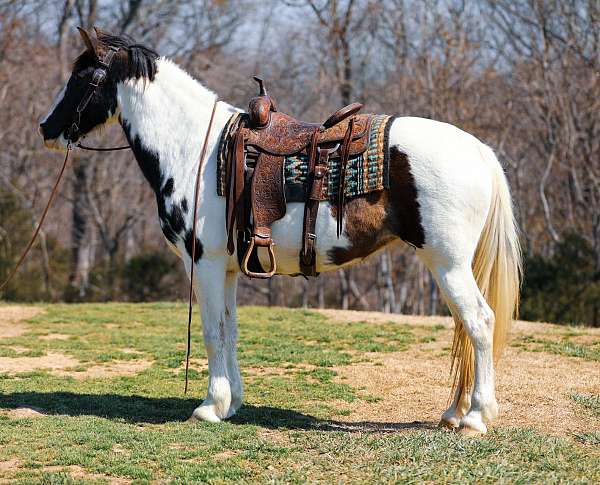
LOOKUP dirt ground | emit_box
[0,306,152,379]
[0,305,43,339]
[319,309,600,436]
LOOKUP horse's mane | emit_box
[74,32,159,82]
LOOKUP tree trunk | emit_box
[301,279,309,308]
[68,160,93,300]
[317,278,325,308]
[339,270,349,309]
[378,251,395,313]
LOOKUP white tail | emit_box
[451,146,523,399]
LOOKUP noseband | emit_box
[67,45,130,152]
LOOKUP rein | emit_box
[77,142,130,151]
[0,48,129,293]
[184,96,219,394]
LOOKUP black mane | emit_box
[74,32,159,81]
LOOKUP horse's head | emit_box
[39,27,158,150]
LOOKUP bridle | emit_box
[67,45,130,152]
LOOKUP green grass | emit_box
[571,393,600,418]
[512,334,600,361]
[571,393,600,447]
[0,303,598,483]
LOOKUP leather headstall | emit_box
[68,46,118,144]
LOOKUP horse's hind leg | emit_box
[420,253,497,435]
[441,383,471,429]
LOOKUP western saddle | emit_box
[225,77,374,278]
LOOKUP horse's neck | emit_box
[117,58,235,196]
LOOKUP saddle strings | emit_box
[185,96,219,394]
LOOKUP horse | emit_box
[39,27,522,435]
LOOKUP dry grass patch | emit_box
[332,320,600,437]
[0,458,21,472]
[42,465,132,484]
[258,428,290,445]
[57,359,153,379]
[5,406,47,418]
[38,333,70,341]
[0,352,79,373]
[0,305,43,339]
[316,309,454,328]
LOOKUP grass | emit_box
[571,393,600,447]
[0,303,598,483]
[512,334,600,361]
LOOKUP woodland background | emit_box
[0,0,598,326]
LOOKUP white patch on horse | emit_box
[261,202,351,274]
[117,58,239,260]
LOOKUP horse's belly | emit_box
[258,202,350,275]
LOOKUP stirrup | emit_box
[241,237,277,278]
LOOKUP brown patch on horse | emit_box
[385,147,425,248]
[328,191,395,266]
[327,147,425,266]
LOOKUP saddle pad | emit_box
[216,113,395,202]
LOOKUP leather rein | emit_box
[1,45,219,395]
[0,47,129,294]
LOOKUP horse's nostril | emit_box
[38,124,45,137]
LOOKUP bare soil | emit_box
[58,360,153,379]
[0,305,43,338]
[0,352,80,373]
[323,309,600,436]
[38,333,70,341]
[41,465,132,485]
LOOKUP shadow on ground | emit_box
[0,392,436,432]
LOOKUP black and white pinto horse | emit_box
[40,29,521,435]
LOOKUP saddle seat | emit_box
[244,105,368,157]
[225,77,374,279]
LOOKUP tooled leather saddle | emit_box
[224,77,376,278]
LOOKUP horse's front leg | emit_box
[224,270,243,418]
[188,256,233,423]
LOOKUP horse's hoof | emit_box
[188,404,222,423]
[225,403,241,419]
[438,418,459,431]
[458,425,486,436]
[458,414,487,436]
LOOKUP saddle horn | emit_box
[248,76,277,128]
[253,76,267,96]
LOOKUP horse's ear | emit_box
[77,27,98,56]
[93,26,106,37]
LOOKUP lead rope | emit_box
[0,144,73,292]
[185,97,219,394]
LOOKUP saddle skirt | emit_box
[217,113,395,203]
